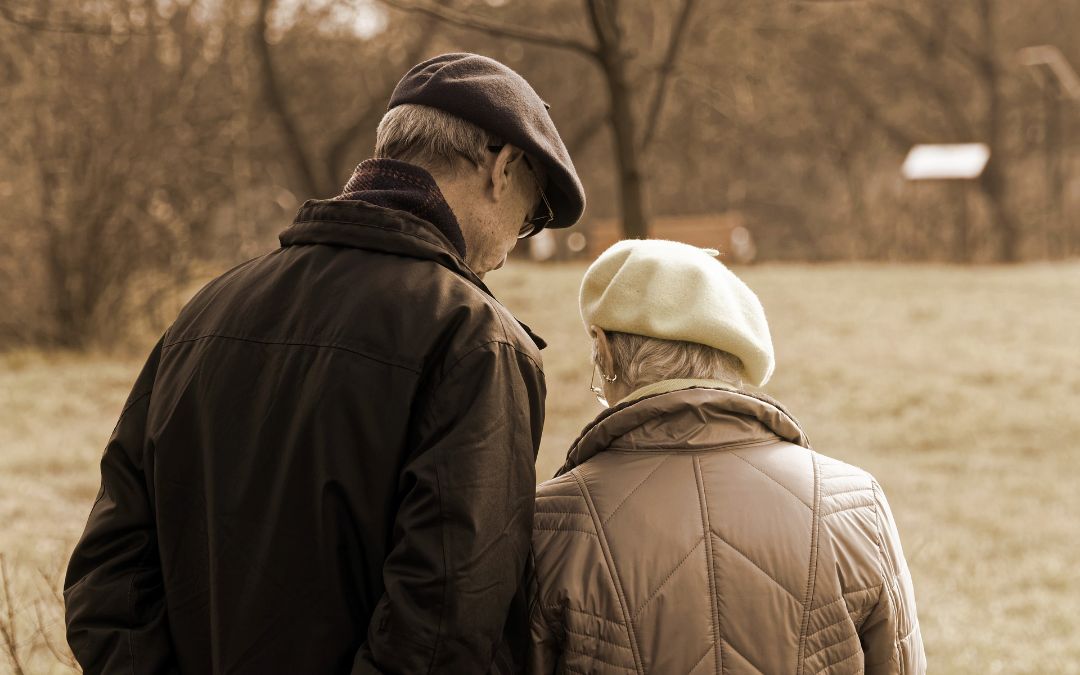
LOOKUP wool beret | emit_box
[580,240,775,387]
[388,52,585,232]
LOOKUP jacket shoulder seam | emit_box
[600,455,670,526]
[427,261,540,361]
[118,390,152,419]
[729,449,813,509]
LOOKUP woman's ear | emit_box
[590,325,613,374]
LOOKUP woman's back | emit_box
[530,385,923,675]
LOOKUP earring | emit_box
[589,364,617,407]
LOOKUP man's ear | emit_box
[490,145,524,202]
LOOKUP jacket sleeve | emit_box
[64,337,178,675]
[860,481,926,675]
[353,341,545,674]
[526,582,561,675]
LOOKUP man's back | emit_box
[66,50,585,673]
[66,200,546,673]
[155,224,436,671]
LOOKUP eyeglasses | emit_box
[488,145,555,238]
[520,155,554,238]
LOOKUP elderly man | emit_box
[64,53,584,674]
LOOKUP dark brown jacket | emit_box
[65,198,546,674]
[530,385,924,674]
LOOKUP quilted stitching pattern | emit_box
[530,387,924,674]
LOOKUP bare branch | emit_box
[323,17,441,191]
[567,108,608,155]
[252,0,321,198]
[866,1,990,74]
[33,601,76,670]
[672,75,734,126]
[325,105,386,192]
[798,53,916,150]
[375,0,599,60]
[847,45,975,140]
[0,1,149,36]
[0,554,27,675]
[583,0,616,55]
[831,76,917,149]
[640,0,697,153]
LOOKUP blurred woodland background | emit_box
[1,0,1080,347]
[1,1,1080,673]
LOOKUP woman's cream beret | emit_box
[579,239,775,387]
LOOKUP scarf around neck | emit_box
[334,158,467,258]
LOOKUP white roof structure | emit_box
[901,143,991,180]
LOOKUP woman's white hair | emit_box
[596,331,746,391]
[374,104,503,171]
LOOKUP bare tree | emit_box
[0,555,27,675]
[251,0,440,199]
[375,0,698,239]
[0,0,145,35]
[795,0,1025,261]
[1,0,235,346]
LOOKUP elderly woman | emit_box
[529,240,925,675]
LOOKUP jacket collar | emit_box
[615,378,742,406]
[334,158,468,258]
[279,199,547,350]
[555,385,810,477]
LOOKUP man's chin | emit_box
[471,254,508,279]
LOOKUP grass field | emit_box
[2,262,1079,673]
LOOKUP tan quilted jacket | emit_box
[529,385,924,675]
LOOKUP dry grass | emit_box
[2,262,1078,673]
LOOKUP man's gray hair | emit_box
[597,331,746,392]
[374,104,503,171]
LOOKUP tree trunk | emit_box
[603,55,648,239]
[1043,84,1064,258]
[952,183,971,263]
[252,0,321,199]
[976,0,1020,262]
[586,0,648,239]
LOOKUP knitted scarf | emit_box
[334,159,467,257]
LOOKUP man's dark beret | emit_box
[388,52,585,232]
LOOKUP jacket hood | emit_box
[556,385,811,476]
[280,199,546,349]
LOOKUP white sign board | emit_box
[901,143,990,180]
